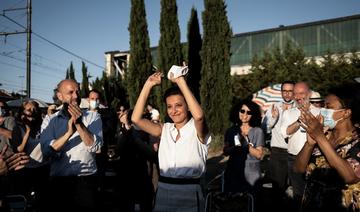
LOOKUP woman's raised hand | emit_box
[147,72,163,87]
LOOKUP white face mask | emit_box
[89,100,99,110]
[320,108,344,129]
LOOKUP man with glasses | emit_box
[265,81,295,201]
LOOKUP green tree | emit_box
[127,0,153,107]
[186,7,202,102]
[201,0,233,135]
[80,61,90,98]
[68,62,76,80]
[157,0,183,113]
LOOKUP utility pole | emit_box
[0,0,32,98]
[26,0,32,98]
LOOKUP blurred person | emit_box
[309,91,324,108]
[115,108,156,211]
[265,81,294,197]
[294,83,360,211]
[0,144,30,211]
[0,101,15,154]
[39,79,103,211]
[146,103,160,123]
[10,100,50,210]
[131,71,211,212]
[280,82,320,210]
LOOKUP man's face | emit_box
[57,81,80,105]
[281,83,294,103]
[294,83,310,107]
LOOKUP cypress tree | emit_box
[127,0,153,108]
[80,61,90,98]
[157,0,183,113]
[69,62,76,80]
[201,0,233,135]
[186,7,202,102]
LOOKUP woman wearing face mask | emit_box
[294,83,360,212]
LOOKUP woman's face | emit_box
[166,94,188,125]
[23,102,37,121]
[324,94,346,122]
[239,104,252,124]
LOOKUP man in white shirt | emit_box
[265,81,294,196]
[280,81,320,209]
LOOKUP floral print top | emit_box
[304,128,360,211]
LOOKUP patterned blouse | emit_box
[303,128,360,211]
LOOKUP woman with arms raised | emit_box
[131,71,211,212]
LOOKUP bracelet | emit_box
[248,143,254,147]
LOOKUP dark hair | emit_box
[16,100,42,138]
[0,101,10,116]
[238,99,262,127]
[163,86,184,103]
[327,83,360,126]
[89,89,102,101]
[281,80,295,91]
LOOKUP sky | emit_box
[0,0,359,103]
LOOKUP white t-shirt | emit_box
[265,101,294,149]
[280,105,320,155]
[158,118,211,178]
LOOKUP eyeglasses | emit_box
[282,90,293,94]
[240,109,253,115]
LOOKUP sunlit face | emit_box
[88,91,100,102]
[324,94,346,121]
[23,102,37,121]
[281,83,294,103]
[57,81,80,105]
[294,83,311,107]
[239,104,252,123]
[166,94,188,125]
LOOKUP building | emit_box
[105,14,360,77]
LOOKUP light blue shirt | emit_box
[40,109,103,176]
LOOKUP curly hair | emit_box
[236,99,262,127]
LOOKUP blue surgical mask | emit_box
[320,108,344,129]
[89,100,99,110]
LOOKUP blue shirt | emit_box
[40,109,103,176]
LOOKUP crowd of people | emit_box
[1,67,360,211]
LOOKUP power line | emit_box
[1,12,104,70]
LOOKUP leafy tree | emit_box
[157,0,183,113]
[127,0,153,107]
[201,0,233,135]
[80,61,90,98]
[186,7,202,102]
[232,43,360,102]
